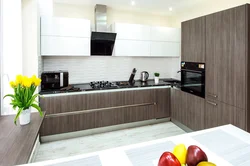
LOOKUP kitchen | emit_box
[1,0,250,166]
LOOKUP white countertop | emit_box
[22,124,250,166]
[41,86,171,97]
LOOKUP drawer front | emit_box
[40,104,156,136]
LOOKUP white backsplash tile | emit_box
[43,56,181,84]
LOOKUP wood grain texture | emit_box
[204,99,218,129]
[186,92,205,130]
[171,89,204,131]
[205,12,220,100]
[155,88,170,119]
[0,113,44,166]
[171,88,187,126]
[214,6,246,110]
[205,99,246,130]
[247,4,250,132]
[40,88,170,136]
[181,16,206,63]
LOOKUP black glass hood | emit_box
[91,32,117,56]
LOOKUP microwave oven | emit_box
[41,71,69,90]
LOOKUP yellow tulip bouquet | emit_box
[4,75,43,125]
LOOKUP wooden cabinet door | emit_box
[171,89,204,131]
[155,88,170,118]
[171,88,184,123]
[181,17,206,63]
[205,99,246,130]
[215,6,246,109]
[205,99,218,129]
[205,13,220,100]
[186,92,205,130]
[171,89,188,128]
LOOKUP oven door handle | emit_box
[181,69,204,73]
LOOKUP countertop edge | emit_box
[40,85,172,97]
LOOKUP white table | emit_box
[22,125,250,166]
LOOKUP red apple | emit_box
[186,145,208,166]
[158,152,181,166]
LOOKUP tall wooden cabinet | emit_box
[180,4,250,132]
[205,5,248,131]
[206,5,246,110]
[181,17,206,63]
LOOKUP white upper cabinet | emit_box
[114,40,150,56]
[150,26,181,42]
[40,16,91,56]
[113,22,180,57]
[41,16,91,37]
[113,23,151,40]
[150,42,180,57]
[41,36,90,56]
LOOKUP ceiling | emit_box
[53,0,203,16]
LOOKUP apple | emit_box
[158,152,181,166]
[186,145,208,166]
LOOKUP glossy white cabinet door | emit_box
[150,26,181,42]
[150,41,180,57]
[41,16,91,37]
[114,40,150,56]
[114,23,151,40]
[41,36,90,56]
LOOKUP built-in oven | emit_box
[181,61,205,98]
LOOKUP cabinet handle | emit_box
[208,93,217,98]
[206,101,217,106]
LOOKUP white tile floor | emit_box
[34,122,185,162]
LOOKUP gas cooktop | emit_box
[90,81,118,89]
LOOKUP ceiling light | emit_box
[169,7,173,11]
[131,1,136,6]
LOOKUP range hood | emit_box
[91,4,117,56]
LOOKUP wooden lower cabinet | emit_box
[171,89,205,131]
[155,88,170,118]
[205,99,246,130]
[40,88,170,136]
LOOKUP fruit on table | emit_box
[172,144,187,164]
[186,145,208,166]
[158,152,181,166]
[197,161,216,166]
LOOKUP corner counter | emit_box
[0,113,45,166]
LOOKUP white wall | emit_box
[0,0,2,115]
[43,56,181,84]
[22,0,39,77]
[172,0,250,27]
[53,3,174,28]
[43,3,180,83]
[2,0,23,115]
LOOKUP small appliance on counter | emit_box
[140,71,149,82]
[41,71,69,90]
